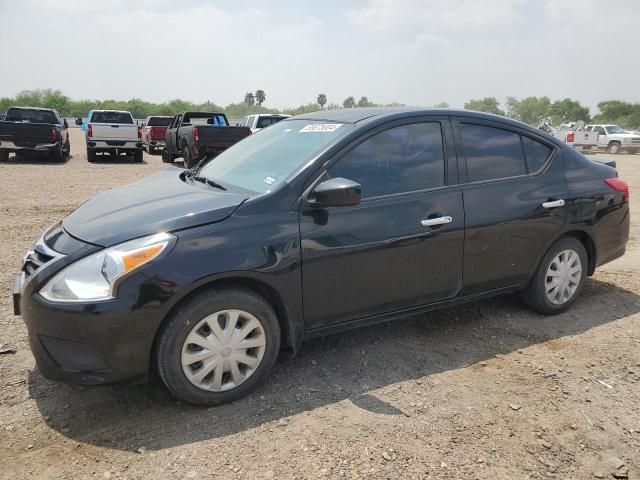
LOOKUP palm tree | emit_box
[255,90,266,107]
[343,96,356,108]
[244,92,255,106]
[317,93,327,109]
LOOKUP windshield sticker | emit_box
[299,123,343,133]
[262,176,276,186]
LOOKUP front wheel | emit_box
[521,237,587,315]
[607,142,621,154]
[156,288,281,406]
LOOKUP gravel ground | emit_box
[0,129,638,480]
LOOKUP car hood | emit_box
[63,167,249,247]
[611,133,640,139]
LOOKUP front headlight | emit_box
[40,232,175,302]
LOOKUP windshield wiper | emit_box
[193,176,227,191]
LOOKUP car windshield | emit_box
[91,111,133,124]
[606,125,625,134]
[197,119,353,194]
[6,108,58,124]
[147,117,173,126]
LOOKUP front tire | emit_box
[607,142,621,154]
[156,288,281,406]
[521,237,587,315]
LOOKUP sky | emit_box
[0,0,639,111]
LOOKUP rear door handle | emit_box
[421,216,453,227]
[542,199,565,209]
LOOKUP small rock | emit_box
[137,446,147,454]
[186,471,197,478]
[61,428,70,433]
[542,441,551,449]
[592,472,605,479]
[510,404,522,411]
[382,452,392,461]
[263,470,275,479]
[613,469,629,479]
[440,462,447,469]
[27,444,33,449]
[103,472,112,479]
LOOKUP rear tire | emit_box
[134,149,143,163]
[63,141,71,158]
[521,236,587,315]
[0,150,8,162]
[87,148,96,162]
[183,145,197,169]
[156,287,281,406]
[161,149,174,163]
[607,142,621,154]
[50,144,64,162]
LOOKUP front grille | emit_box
[22,237,61,279]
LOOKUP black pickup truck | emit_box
[0,107,70,162]
[162,112,251,168]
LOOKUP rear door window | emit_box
[461,124,526,182]
[328,122,445,198]
[522,136,551,172]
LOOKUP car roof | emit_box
[91,110,132,114]
[290,107,553,139]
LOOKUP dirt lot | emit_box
[0,128,638,479]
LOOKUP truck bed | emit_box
[197,126,251,149]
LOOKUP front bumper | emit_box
[14,248,168,385]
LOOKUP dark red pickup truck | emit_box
[141,115,174,154]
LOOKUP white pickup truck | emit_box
[75,110,143,162]
[584,124,640,154]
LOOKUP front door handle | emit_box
[542,199,565,209]
[421,216,453,227]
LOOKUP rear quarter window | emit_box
[522,136,552,172]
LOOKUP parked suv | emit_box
[76,110,144,162]
[584,124,640,154]
[14,108,630,406]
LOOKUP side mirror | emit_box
[63,119,68,128]
[75,118,83,126]
[309,177,361,207]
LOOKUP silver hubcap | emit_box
[545,249,582,305]
[181,309,266,392]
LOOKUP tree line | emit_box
[1,89,639,128]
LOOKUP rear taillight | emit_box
[87,124,93,137]
[605,178,629,200]
[566,132,574,143]
[193,127,199,143]
[138,126,142,140]
[50,127,58,142]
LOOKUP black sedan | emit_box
[14,108,630,406]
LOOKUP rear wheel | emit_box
[521,237,587,315]
[148,144,155,154]
[183,145,198,169]
[63,141,71,158]
[161,149,174,163]
[0,150,8,162]
[50,144,64,162]
[607,142,621,154]
[156,287,281,406]
[87,148,97,162]
[134,149,143,163]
